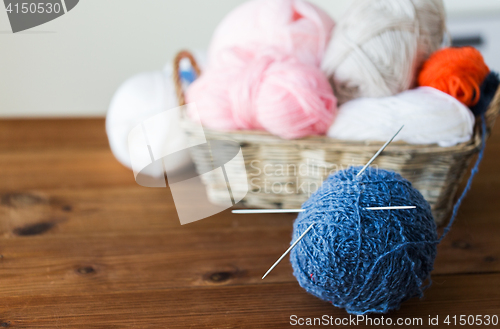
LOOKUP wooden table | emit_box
[0,119,499,328]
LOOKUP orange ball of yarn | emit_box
[418,47,489,106]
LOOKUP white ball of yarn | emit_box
[322,0,447,104]
[327,87,475,147]
[106,67,191,176]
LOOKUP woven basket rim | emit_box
[181,115,482,155]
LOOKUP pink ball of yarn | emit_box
[186,48,337,139]
[208,0,334,67]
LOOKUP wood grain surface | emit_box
[0,119,499,328]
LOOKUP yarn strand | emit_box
[439,114,488,241]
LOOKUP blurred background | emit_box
[1,0,500,118]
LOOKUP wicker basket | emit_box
[173,51,500,225]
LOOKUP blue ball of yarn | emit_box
[290,167,438,315]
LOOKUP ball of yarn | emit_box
[290,167,438,315]
[321,0,446,104]
[106,67,192,175]
[328,87,475,147]
[208,0,334,67]
[418,47,490,107]
[186,48,337,139]
[470,71,500,117]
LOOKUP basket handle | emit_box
[484,85,500,133]
[173,50,202,107]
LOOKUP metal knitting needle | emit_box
[233,206,416,214]
[365,206,416,210]
[356,125,404,177]
[250,127,406,279]
[261,223,315,280]
[235,125,405,216]
[232,209,305,214]
[257,205,416,279]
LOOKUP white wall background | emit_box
[1,0,500,118]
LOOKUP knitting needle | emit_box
[232,206,415,214]
[356,125,404,177]
[261,223,315,280]
[365,206,416,210]
[257,205,416,279]
[232,209,304,214]
[235,125,406,216]
[252,127,406,279]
